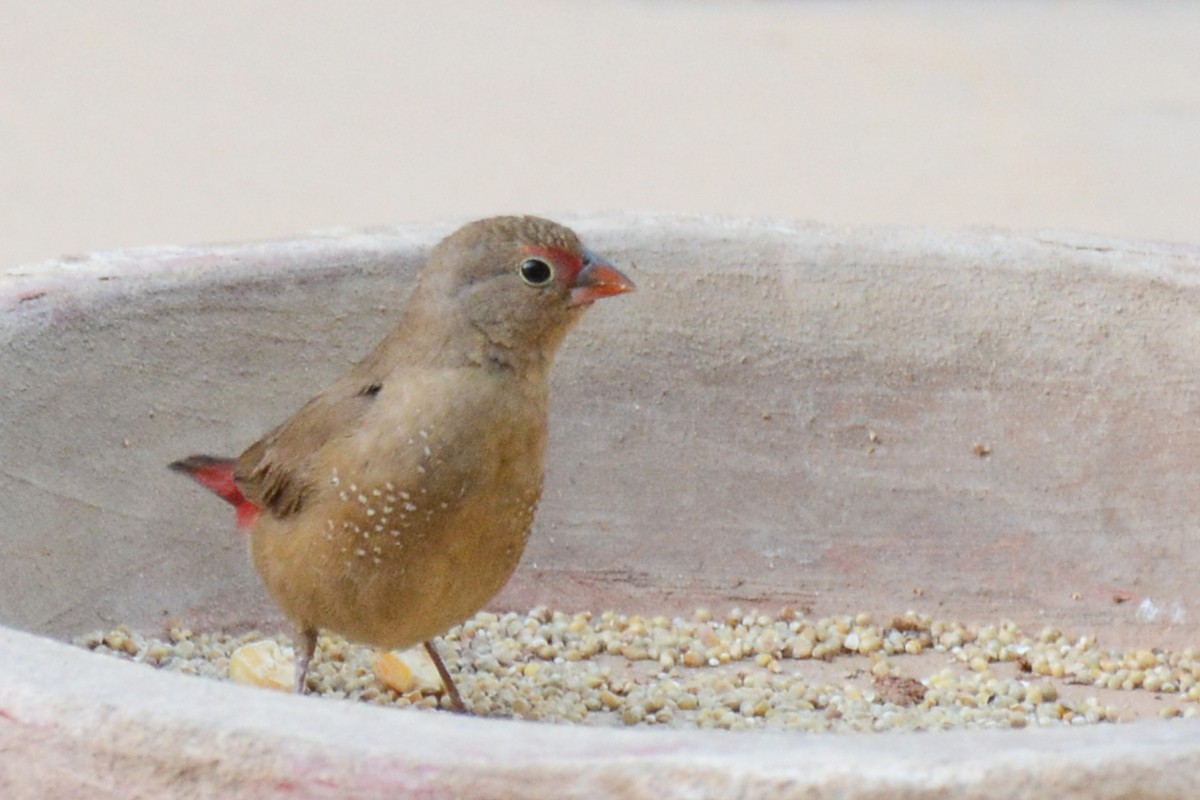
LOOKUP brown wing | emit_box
[234,368,383,518]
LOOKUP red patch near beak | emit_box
[521,245,636,306]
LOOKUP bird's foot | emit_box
[293,626,318,694]
[424,639,466,713]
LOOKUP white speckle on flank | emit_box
[385,481,395,491]
[354,548,367,557]
[419,429,429,439]
[349,484,358,493]
[338,491,349,502]
[403,502,417,512]
[423,446,431,457]
[366,508,376,517]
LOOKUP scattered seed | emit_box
[75,606,1200,733]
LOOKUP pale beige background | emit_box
[3,0,1198,270]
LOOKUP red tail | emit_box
[169,455,261,529]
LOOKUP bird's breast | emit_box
[251,367,551,648]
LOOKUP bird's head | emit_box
[410,216,635,370]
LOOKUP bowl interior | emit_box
[3,219,1200,650]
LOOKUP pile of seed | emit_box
[76,606,1200,732]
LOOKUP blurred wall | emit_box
[3,0,1198,269]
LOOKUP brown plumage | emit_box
[170,216,634,708]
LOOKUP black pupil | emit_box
[521,258,552,285]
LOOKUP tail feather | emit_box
[169,454,261,529]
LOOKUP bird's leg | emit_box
[294,626,318,694]
[424,639,466,713]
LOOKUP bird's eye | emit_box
[519,258,554,286]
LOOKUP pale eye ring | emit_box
[519,258,554,286]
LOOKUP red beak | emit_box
[570,251,636,307]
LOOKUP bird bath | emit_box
[3,216,1200,797]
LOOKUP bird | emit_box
[169,216,634,710]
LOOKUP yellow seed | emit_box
[643,692,667,713]
[372,651,414,693]
[146,642,171,662]
[373,647,443,694]
[229,640,294,691]
[858,636,882,655]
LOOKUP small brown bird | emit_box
[170,216,634,709]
